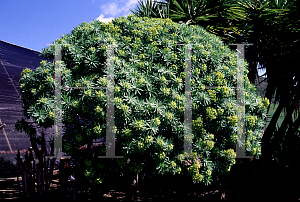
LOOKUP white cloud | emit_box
[96,14,114,23]
[99,0,139,18]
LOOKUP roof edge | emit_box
[0,40,41,53]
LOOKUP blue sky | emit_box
[1,0,265,76]
[1,0,139,52]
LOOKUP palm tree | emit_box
[130,0,170,19]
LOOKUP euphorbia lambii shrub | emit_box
[19,15,269,186]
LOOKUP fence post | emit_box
[28,148,34,197]
[37,163,41,197]
[16,150,23,197]
[44,156,49,197]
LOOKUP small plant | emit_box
[0,157,18,177]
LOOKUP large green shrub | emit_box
[18,15,269,186]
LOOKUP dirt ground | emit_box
[1,158,300,201]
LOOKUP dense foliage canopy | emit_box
[18,15,269,185]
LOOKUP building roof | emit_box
[0,40,54,160]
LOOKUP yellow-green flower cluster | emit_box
[178,105,185,113]
[206,107,217,121]
[213,71,226,86]
[132,43,139,49]
[175,94,183,102]
[84,89,92,96]
[246,115,258,128]
[193,103,198,110]
[21,68,33,76]
[168,100,177,109]
[180,71,185,79]
[163,47,171,54]
[175,77,182,83]
[137,78,145,85]
[168,144,174,151]
[221,87,230,97]
[222,65,229,71]
[139,54,146,60]
[98,77,107,86]
[217,108,224,116]
[157,138,164,147]
[203,140,214,150]
[247,130,253,136]
[146,26,159,41]
[96,91,105,99]
[137,141,144,150]
[228,115,238,126]
[193,117,203,128]
[161,87,170,95]
[135,37,141,44]
[145,135,153,144]
[121,104,129,112]
[95,178,102,184]
[206,75,213,84]
[170,53,177,60]
[122,35,131,43]
[160,76,167,84]
[72,100,79,108]
[139,61,145,68]
[31,89,36,94]
[191,55,197,62]
[101,44,107,51]
[93,125,102,135]
[84,170,91,178]
[188,161,203,183]
[201,63,207,71]
[122,82,130,89]
[223,148,236,159]
[159,152,166,160]
[46,76,53,83]
[261,97,270,109]
[123,128,132,136]
[39,98,47,104]
[89,47,96,53]
[152,117,161,126]
[165,111,173,120]
[114,86,121,93]
[132,29,143,37]
[95,106,102,113]
[49,111,55,119]
[133,120,144,130]
[20,83,26,89]
[43,69,49,74]
[118,49,125,57]
[170,33,177,39]
[171,64,178,70]
[245,140,251,149]
[208,90,217,102]
[170,161,176,168]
